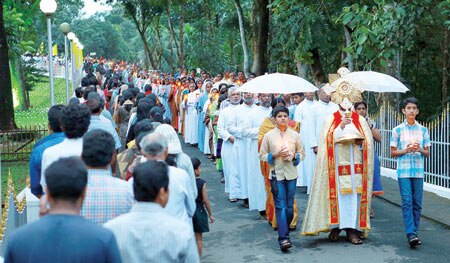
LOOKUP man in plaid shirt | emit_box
[390,97,430,248]
[80,129,134,224]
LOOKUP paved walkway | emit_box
[180,141,450,263]
[377,176,450,228]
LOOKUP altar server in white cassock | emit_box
[241,93,272,212]
[294,92,317,188]
[217,86,241,199]
[309,85,339,194]
[184,82,200,144]
[227,92,258,204]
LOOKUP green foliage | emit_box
[4,3,38,56]
[15,77,68,126]
[338,0,429,70]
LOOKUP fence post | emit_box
[0,148,2,216]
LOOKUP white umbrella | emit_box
[236,73,318,94]
[332,71,409,93]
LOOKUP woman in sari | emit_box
[354,101,383,218]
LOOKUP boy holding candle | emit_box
[390,97,430,248]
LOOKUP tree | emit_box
[121,0,163,69]
[250,0,269,75]
[0,0,15,131]
[233,0,249,75]
[270,1,334,84]
[4,0,41,110]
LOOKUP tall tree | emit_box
[233,0,249,75]
[0,0,15,131]
[250,0,269,75]
[122,0,162,68]
[178,0,185,68]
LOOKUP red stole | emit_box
[326,111,370,229]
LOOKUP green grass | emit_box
[1,76,70,198]
[1,162,29,200]
[15,77,71,126]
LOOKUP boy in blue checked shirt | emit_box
[390,97,430,248]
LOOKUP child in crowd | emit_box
[390,97,430,248]
[191,157,215,257]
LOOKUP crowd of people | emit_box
[4,59,431,261]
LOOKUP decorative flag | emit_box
[39,42,44,54]
[52,44,58,56]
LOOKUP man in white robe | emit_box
[217,87,241,200]
[293,92,317,188]
[241,93,272,213]
[308,86,339,194]
[227,92,258,205]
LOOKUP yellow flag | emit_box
[73,44,80,69]
[39,42,44,54]
[52,44,58,56]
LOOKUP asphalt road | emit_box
[181,142,450,263]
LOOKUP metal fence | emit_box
[0,126,49,162]
[36,62,69,79]
[371,102,450,188]
[0,175,28,257]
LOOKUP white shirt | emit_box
[311,100,339,147]
[294,99,317,148]
[228,103,257,139]
[126,165,195,225]
[165,166,196,225]
[217,104,239,142]
[241,106,272,140]
[104,202,200,263]
[40,138,83,188]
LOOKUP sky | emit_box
[81,0,112,18]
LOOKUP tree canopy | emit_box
[0,0,449,130]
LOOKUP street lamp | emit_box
[40,0,57,106]
[59,22,71,104]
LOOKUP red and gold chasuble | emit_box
[326,111,370,229]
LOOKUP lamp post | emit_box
[67,32,75,94]
[59,23,70,104]
[40,0,57,106]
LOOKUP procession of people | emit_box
[5,58,431,262]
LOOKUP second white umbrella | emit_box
[237,73,317,94]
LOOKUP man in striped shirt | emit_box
[80,130,133,224]
[391,97,430,248]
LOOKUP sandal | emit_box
[346,230,363,245]
[356,231,366,240]
[279,239,292,252]
[328,228,341,242]
[370,208,375,218]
